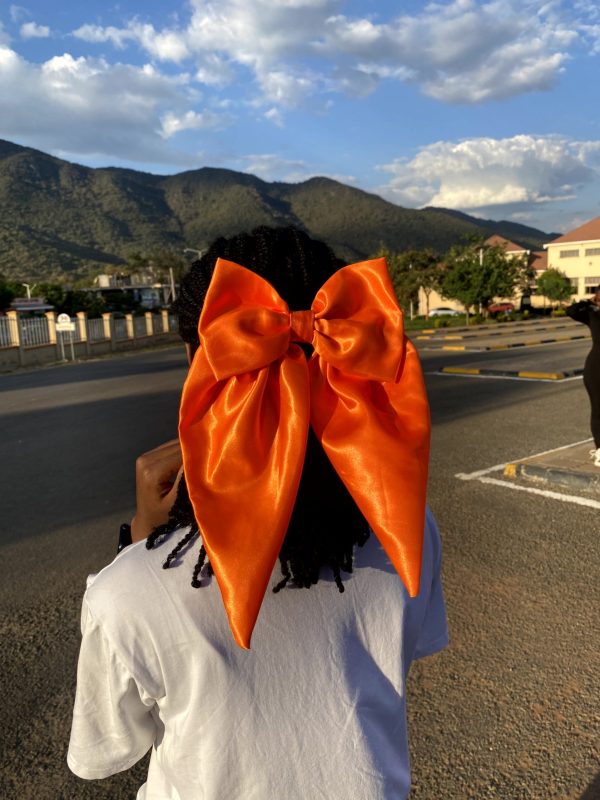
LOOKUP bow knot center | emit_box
[289,310,315,344]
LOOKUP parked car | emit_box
[429,307,461,317]
[488,302,515,314]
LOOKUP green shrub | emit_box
[434,317,449,328]
[551,308,567,317]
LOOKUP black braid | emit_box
[154,226,370,593]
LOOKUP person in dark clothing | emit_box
[566,290,600,466]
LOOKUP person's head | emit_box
[149,226,370,592]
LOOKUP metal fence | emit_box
[134,316,148,337]
[152,314,165,335]
[20,317,50,347]
[114,318,129,340]
[88,317,107,341]
[0,316,18,348]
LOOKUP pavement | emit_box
[504,440,600,493]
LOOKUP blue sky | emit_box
[2,1,600,234]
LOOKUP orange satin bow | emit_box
[179,256,431,649]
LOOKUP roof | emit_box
[484,234,528,253]
[529,251,548,271]
[548,215,600,245]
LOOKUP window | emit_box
[560,249,579,258]
[585,277,600,294]
[570,279,580,291]
[585,248,600,256]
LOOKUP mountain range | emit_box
[0,139,559,282]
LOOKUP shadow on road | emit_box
[0,346,187,392]
[580,772,600,799]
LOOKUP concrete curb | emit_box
[439,366,584,381]
[415,322,575,340]
[504,461,600,492]
[419,334,588,352]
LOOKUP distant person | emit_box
[566,290,600,466]
[67,226,448,800]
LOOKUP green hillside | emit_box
[0,139,559,281]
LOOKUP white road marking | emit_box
[456,438,597,509]
[475,476,600,510]
[456,438,593,481]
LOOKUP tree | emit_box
[535,268,574,305]
[375,246,420,313]
[32,282,66,309]
[0,275,21,310]
[401,249,441,317]
[440,240,531,318]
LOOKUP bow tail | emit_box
[309,339,431,597]
[179,348,310,648]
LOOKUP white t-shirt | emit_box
[68,507,448,800]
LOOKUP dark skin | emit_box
[130,344,194,543]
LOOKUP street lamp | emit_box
[22,282,36,299]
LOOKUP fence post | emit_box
[77,311,91,356]
[161,309,169,334]
[145,311,153,337]
[45,310,59,363]
[7,310,24,366]
[125,313,135,341]
[102,312,116,351]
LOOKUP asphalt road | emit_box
[1,341,599,800]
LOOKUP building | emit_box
[543,216,600,301]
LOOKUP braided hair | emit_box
[147,226,370,592]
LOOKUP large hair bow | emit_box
[179,256,430,648]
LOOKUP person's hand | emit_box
[131,439,183,542]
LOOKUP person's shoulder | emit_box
[84,540,166,624]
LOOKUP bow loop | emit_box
[311,259,405,382]
[199,259,291,380]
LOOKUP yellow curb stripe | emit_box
[517,370,564,380]
[442,335,464,340]
[415,335,433,340]
[441,345,467,351]
[504,463,518,478]
[441,367,481,375]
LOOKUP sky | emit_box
[1,0,600,235]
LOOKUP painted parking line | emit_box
[438,366,584,381]
[456,438,600,509]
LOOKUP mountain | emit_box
[0,139,559,281]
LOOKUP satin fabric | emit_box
[179,256,431,648]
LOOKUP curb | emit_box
[439,366,584,381]
[504,461,600,492]
[415,323,575,341]
[418,334,588,352]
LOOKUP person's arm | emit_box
[413,510,449,660]
[566,301,592,325]
[68,599,157,780]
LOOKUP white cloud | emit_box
[160,109,225,138]
[20,22,50,40]
[377,135,597,212]
[9,5,28,24]
[240,153,309,182]
[0,45,227,165]
[69,0,579,108]
[0,22,11,46]
[236,153,357,185]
